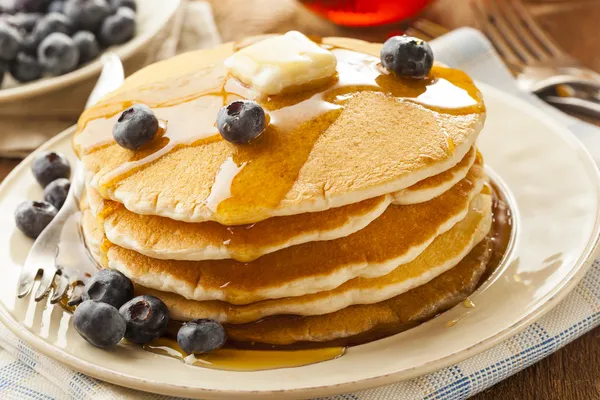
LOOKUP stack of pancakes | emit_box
[74,36,495,346]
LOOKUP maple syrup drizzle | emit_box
[74,46,484,224]
[143,338,344,371]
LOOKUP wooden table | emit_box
[2,0,598,398]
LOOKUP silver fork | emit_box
[473,0,600,117]
[17,53,125,304]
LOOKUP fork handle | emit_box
[544,96,600,120]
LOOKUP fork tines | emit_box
[472,0,568,72]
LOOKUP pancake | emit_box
[86,147,478,262]
[393,146,477,205]
[73,37,485,226]
[81,195,495,346]
[104,161,486,305]
[136,190,492,324]
[225,235,493,345]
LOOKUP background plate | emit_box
[0,83,598,399]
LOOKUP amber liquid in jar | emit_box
[299,0,432,27]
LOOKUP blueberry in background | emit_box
[9,52,42,82]
[113,104,159,150]
[82,269,134,309]
[380,35,434,79]
[64,0,111,32]
[99,6,135,46]
[38,32,79,75]
[110,0,135,11]
[73,300,126,348]
[4,13,43,33]
[177,319,227,354]
[47,1,66,14]
[216,100,267,144]
[43,177,70,209]
[31,12,73,46]
[72,30,99,65]
[0,61,6,87]
[14,200,57,239]
[14,0,49,13]
[0,22,23,61]
[31,151,71,187]
[119,295,170,344]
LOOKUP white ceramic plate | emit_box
[0,0,182,103]
[0,83,599,399]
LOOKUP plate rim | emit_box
[0,0,183,104]
[0,82,599,399]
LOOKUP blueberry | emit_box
[4,13,43,33]
[47,0,66,13]
[14,201,57,239]
[31,12,73,46]
[0,62,6,87]
[43,178,70,209]
[20,35,38,56]
[31,151,71,187]
[177,319,227,354]
[119,295,170,344]
[0,22,23,62]
[112,104,158,150]
[72,31,99,65]
[73,300,126,348]
[109,0,136,11]
[38,32,79,75]
[99,6,135,46]
[216,100,266,144]
[82,269,134,308]
[64,0,111,32]
[380,35,434,79]
[14,0,48,13]
[9,52,42,82]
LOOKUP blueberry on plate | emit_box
[177,319,227,354]
[82,269,134,309]
[109,0,136,11]
[48,1,66,14]
[380,35,434,79]
[112,104,158,150]
[0,22,23,62]
[73,300,126,348]
[119,295,170,344]
[14,201,58,239]
[43,178,70,209]
[216,100,266,145]
[38,32,79,75]
[99,6,135,46]
[9,52,43,82]
[72,31,100,65]
[31,12,73,46]
[31,151,71,187]
[64,0,111,32]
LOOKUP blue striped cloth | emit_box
[0,28,599,400]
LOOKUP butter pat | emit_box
[225,31,337,95]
